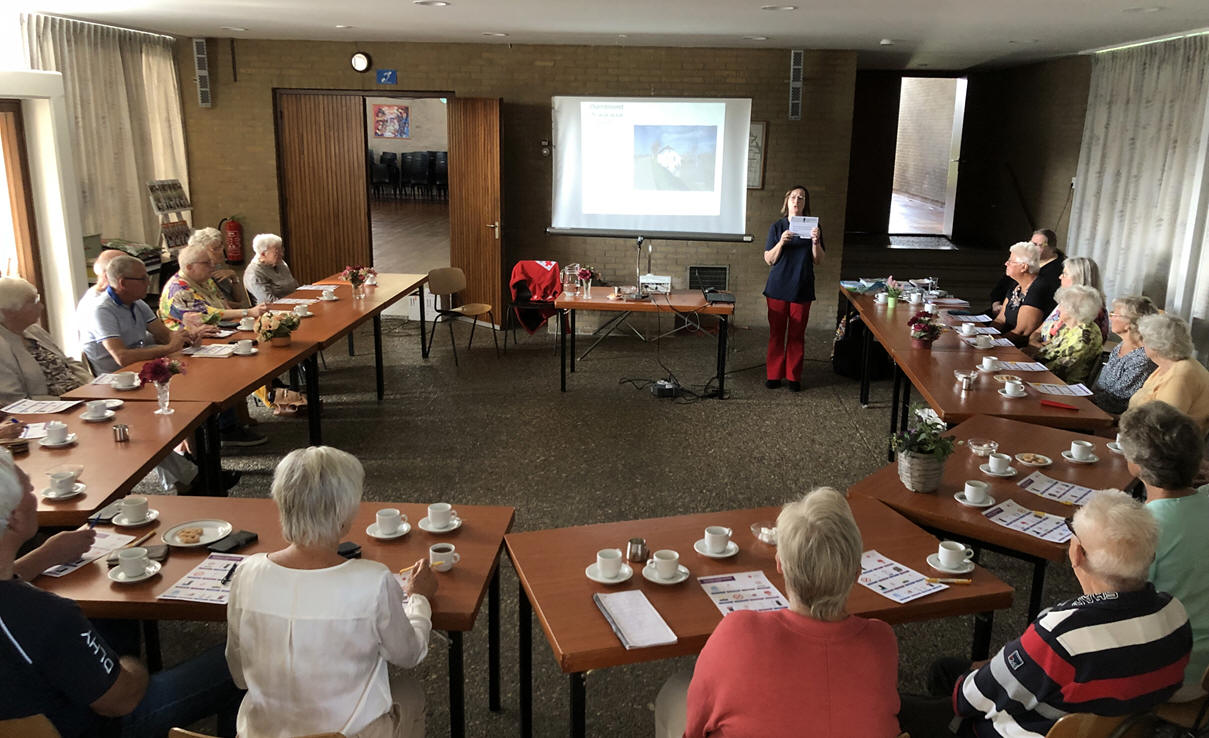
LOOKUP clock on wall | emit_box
[350,52,372,73]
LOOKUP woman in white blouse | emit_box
[226,447,437,738]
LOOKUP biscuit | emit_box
[176,527,204,544]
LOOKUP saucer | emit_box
[237,324,256,332]
[319,295,339,302]
[292,312,314,319]
[978,463,1016,477]
[1061,450,1099,464]
[998,388,1027,399]
[81,409,115,422]
[1107,441,1123,454]
[366,521,411,540]
[105,399,125,410]
[41,482,86,501]
[585,562,633,584]
[418,516,462,534]
[108,560,162,584]
[977,364,1002,373]
[39,434,78,448]
[642,563,690,585]
[233,348,259,356]
[954,491,996,508]
[926,553,975,574]
[112,509,160,528]
[1015,452,1052,467]
[693,539,739,559]
[113,381,141,391]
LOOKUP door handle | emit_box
[484,221,500,240]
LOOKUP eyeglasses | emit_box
[124,276,148,282]
[1064,517,1077,538]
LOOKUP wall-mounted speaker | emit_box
[193,38,212,108]
[788,50,803,120]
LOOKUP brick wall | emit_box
[892,77,957,204]
[177,40,857,325]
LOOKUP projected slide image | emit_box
[633,125,717,191]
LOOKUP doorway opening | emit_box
[889,77,967,237]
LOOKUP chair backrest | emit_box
[0,714,61,737]
[1045,712,1155,738]
[427,267,467,297]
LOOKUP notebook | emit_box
[592,590,678,650]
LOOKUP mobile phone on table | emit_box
[208,530,258,553]
[337,541,362,559]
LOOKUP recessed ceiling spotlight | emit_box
[221,26,247,32]
[413,0,450,5]
[617,34,628,38]
[335,24,355,29]
[482,32,509,37]
[879,38,894,46]
[744,35,769,41]
[760,5,797,10]
[1122,5,1164,11]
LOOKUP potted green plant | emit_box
[891,404,956,493]
[883,276,902,308]
[907,311,944,349]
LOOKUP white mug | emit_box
[988,453,1011,474]
[974,335,993,349]
[875,293,888,304]
[84,400,108,418]
[429,543,460,572]
[1006,379,1025,396]
[376,508,405,535]
[117,547,151,578]
[964,479,990,504]
[45,421,68,444]
[908,292,923,304]
[704,525,732,554]
[1071,440,1094,460]
[981,356,998,371]
[119,495,149,523]
[648,549,680,579]
[961,322,977,336]
[49,470,77,493]
[596,548,622,579]
[293,304,310,317]
[427,502,459,530]
[938,540,974,570]
[238,317,256,330]
[235,339,254,354]
[322,288,336,299]
[114,371,138,388]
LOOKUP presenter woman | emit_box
[763,185,824,391]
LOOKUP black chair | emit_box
[402,151,431,199]
[379,152,401,197]
[368,150,390,198]
[432,151,449,199]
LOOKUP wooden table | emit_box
[306,273,428,399]
[19,401,211,527]
[37,495,515,738]
[840,288,1114,443]
[849,413,1135,621]
[505,497,1013,738]
[554,288,735,396]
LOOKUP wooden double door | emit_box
[275,92,503,320]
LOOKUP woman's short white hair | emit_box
[178,244,213,269]
[1071,489,1158,589]
[1056,284,1103,325]
[1110,296,1158,338]
[188,227,223,251]
[271,446,364,547]
[0,277,37,315]
[776,487,862,621]
[1009,241,1041,274]
[1061,257,1103,292]
[1138,313,1195,361]
[0,448,21,536]
[252,233,283,256]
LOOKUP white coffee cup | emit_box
[704,525,732,554]
[117,547,151,578]
[45,420,68,444]
[596,548,622,579]
[963,480,990,504]
[987,453,1011,474]
[938,540,974,570]
[322,288,336,299]
[114,371,138,388]
[119,495,149,523]
[293,304,310,317]
[981,356,999,371]
[924,302,937,313]
[427,502,459,530]
[974,335,993,349]
[648,549,680,580]
[961,322,977,336]
[909,292,923,304]
[875,293,887,304]
[1005,379,1025,396]
[235,339,254,354]
[429,543,460,572]
[376,508,406,535]
[238,317,256,330]
[49,470,77,493]
[1071,440,1094,460]
[84,400,108,418]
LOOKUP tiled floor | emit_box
[370,198,450,275]
[890,190,947,235]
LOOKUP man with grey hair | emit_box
[655,488,900,738]
[904,490,1192,738]
[79,254,189,374]
[0,451,241,737]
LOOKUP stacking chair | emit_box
[432,151,449,199]
[426,267,498,367]
[0,715,60,737]
[1155,666,1209,736]
[504,260,561,351]
[1045,712,1157,738]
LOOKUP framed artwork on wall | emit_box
[373,104,410,138]
[747,121,767,189]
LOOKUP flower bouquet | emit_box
[341,265,377,298]
[907,311,944,348]
[254,311,301,346]
[138,357,186,415]
[577,265,594,296]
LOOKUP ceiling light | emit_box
[1122,6,1164,12]
[760,5,797,10]
[482,32,509,37]
[879,38,894,46]
[221,26,247,32]
[413,0,450,5]
[744,35,769,41]
[335,24,355,29]
[617,34,628,38]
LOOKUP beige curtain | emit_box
[21,13,188,244]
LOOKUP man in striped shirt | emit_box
[953,490,1192,737]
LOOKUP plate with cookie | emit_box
[162,519,233,548]
[1014,452,1053,468]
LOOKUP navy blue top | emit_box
[763,218,822,303]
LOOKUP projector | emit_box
[639,274,672,294]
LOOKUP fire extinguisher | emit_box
[219,217,244,264]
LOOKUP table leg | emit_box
[1028,561,1048,622]
[716,315,729,398]
[569,310,577,373]
[489,567,501,712]
[373,314,385,402]
[195,414,223,496]
[448,630,465,738]
[519,588,532,738]
[418,283,429,358]
[569,672,586,738]
[860,319,872,408]
[347,333,355,357]
[888,366,902,461]
[304,354,321,446]
[559,309,567,393]
[899,379,912,432]
[142,620,162,672]
[972,611,994,661]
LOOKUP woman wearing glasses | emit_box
[1090,296,1158,415]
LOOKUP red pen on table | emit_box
[1040,399,1079,411]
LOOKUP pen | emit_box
[926,577,972,584]
[220,563,238,585]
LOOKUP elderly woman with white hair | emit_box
[655,488,900,738]
[226,446,437,738]
[1131,313,1209,433]
[159,244,267,331]
[1119,401,1209,702]
[1027,256,1110,350]
[991,241,1053,343]
[1091,295,1158,414]
[0,276,92,404]
[242,233,300,305]
[189,227,250,309]
[1035,284,1105,384]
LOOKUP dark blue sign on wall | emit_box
[376,69,397,85]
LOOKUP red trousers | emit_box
[766,297,812,381]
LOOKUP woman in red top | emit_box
[655,488,901,738]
